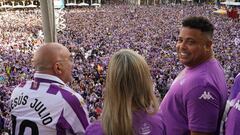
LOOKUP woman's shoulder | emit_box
[85,121,104,135]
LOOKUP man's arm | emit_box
[229,73,240,100]
[185,85,222,134]
[59,87,90,134]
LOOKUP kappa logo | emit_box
[198,91,214,100]
[234,100,240,111]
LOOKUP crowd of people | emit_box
[0,3,240,133]
[0,9,43,133]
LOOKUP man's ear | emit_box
[53,62,62,74]
[204,40,212,52]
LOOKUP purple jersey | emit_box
[229,73,240,100]
[159,59,227,135]
[10,73,89,135]
[224,73,240,135]
[85,110,166,135]
[225,93,240,135]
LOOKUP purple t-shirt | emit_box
[229,73,240,100]
[225,93,240,135]
[85,110,166,135]
[220,73,240,134]
[158,59,227,135]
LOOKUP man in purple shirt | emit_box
[224,73,240,135]
[158,16,227,135]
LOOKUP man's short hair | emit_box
[182,16,214,39]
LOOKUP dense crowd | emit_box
[0,9,43,133]
[0,4,239,133]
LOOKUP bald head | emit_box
[33,43,65,70]
[33,42,71,72]
[32,43,73,83]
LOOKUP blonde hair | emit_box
[102,49,159,135]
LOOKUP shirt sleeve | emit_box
[229,75,240,100]
[58,88,90,134]
[225,99,240,135]
[185,85,221,132]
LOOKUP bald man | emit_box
[10,43,89,135]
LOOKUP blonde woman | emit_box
[86,49,165,135]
